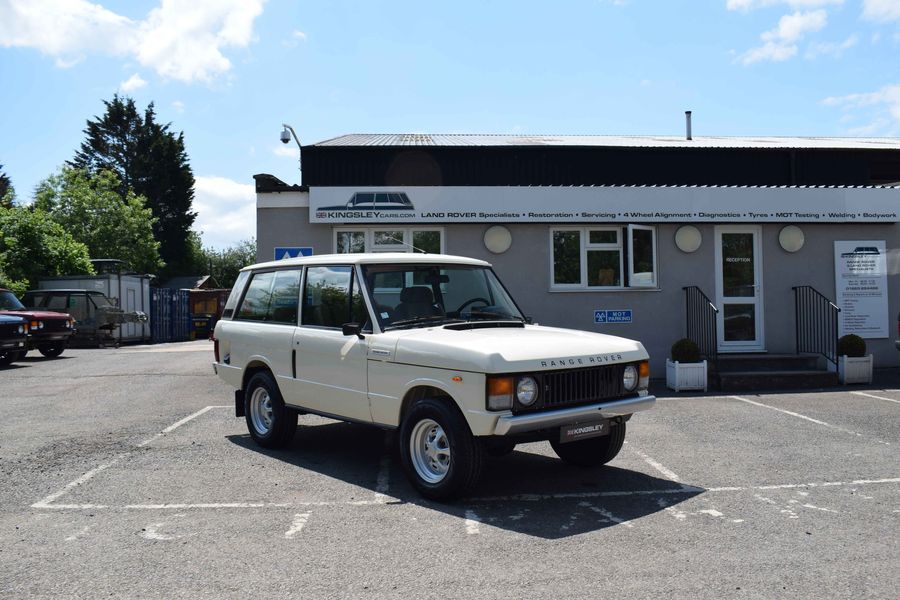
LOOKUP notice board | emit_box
[834,240,888,338]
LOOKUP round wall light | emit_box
[779,225,805,253]
[675,225,702,253]
[483,225,512,254]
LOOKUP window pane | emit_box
[268,269,302,324]
[337,231,366,253]
[589,230,618,245]
[413,230,441,254]
[47,294,68,309]
[722,233,755,297]
[587,250,621,287]
[553,231,581,285]
[630,227,655,286]
[351,274,369,327]
[223,271,250,318]
[724,304,755,341]
[237,272,275,321]
[302,266,352,328]
[374,230,404,246]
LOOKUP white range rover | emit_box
[213,253,655,500]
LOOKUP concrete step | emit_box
[715,353,822,373]
[718,369,839,392]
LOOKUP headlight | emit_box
[623,365,639,391]
[38,321,44,330]
[17,325,24,334]
[516,376,538,406]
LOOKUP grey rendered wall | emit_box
[256,206,899,377]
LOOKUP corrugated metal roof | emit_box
[313,133,900,150]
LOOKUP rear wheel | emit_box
[38,345,65,358]
[400,398,484,501]
[550,422,626,467]
[244,371,297,449]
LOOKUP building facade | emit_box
[255,134,900,376]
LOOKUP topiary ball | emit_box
[671,338,701,363]
[837,334,866,358]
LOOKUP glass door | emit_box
[715,226,764,352]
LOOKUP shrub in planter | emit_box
[667,338,706,391]
[670,338,701,363]
[837,334,866,357]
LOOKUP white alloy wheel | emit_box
[249,386,274,435]
[409,418,451,484]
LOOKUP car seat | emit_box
[394,286,442,321]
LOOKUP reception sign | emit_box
[834,240,889,338]
[309,186,900,224]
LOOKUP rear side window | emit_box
[236,270,302,324]
[301,266,368,329]
[46,295,68,310]
[223,271,251,319]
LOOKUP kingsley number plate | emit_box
[560,419,610,444]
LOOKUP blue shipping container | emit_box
[150,288,191,343]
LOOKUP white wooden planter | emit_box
[666,359,708,392]
[838,355,873,385]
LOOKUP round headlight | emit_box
[38,321,44,330]
[623,365,639,391]
[516,376,538,406]
[17,325,24,334]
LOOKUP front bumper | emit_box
[27,332,73,349]
[493,394,656,436]
[1,339,26,350]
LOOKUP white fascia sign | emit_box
[308,186,900,224]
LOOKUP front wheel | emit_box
[39,345,65,358]
[550,422,626,467]
[400,398,484,501]
[0,352,15,367]
[244,371,297,449]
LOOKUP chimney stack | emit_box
[685,110,692,141]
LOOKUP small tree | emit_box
[201,237,257,288]
[0,206,94,295]
[33,167,164,275]
[0,164,14,209]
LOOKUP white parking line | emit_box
[32,406,230,509]
[728,395,891,446]
[464,510,481,534]
[285,512,311,539]
[630,447,682,482]
[579,501,634,528]
[850,391,900,405]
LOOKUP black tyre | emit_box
[244,371,298,449]
[38,345,65,358]
[550,422,626,467]
[400,398,484,501]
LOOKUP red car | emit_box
[0,288,76,358]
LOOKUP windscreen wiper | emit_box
[384,316,466,330]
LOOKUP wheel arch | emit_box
[399,383,463,424]
[241,359,275,393]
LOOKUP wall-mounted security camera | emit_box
[280,128,291,144]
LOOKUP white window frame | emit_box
[550,226,658,291]
[333,227,445,254]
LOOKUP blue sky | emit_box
[1,0,899,248]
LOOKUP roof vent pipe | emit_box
[685,110,692,141]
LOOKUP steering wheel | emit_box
[456,297,490,314]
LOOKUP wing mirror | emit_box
[342,322,365,339]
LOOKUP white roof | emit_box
[247,252,491,272]
[313,134,900,150]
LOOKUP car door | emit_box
[289,264,372,422]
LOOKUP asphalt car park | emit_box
[1,343,897,598]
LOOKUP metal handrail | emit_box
[792,285,841,367]
[682,286,719,370]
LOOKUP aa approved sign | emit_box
[594,310,632,324]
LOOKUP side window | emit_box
[269,270,302,324]
[46,295,68,310]
[68,296,88,321]
[223,271,251,319]
[302,266,352,328]
[237,272,276,321]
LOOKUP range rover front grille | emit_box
[513,364,629,414]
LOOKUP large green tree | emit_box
[0,206,94,295]
[0,164,14,209]
[70,95,196,278]
[34,167,163,275]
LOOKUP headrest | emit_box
[400,286,433,304]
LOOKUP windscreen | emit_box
[361,264,524,331]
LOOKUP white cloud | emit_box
[193,175,256,249]
[862,0,900,22]
[805,33,858,57]
[737,9,828,64]
[726,0,843,11]
[822,83,900,135]
[292,30,308,41]
[171,100,185,113]
[119,73,147,92]
[273,144,300,158]
[0,0,266,84]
